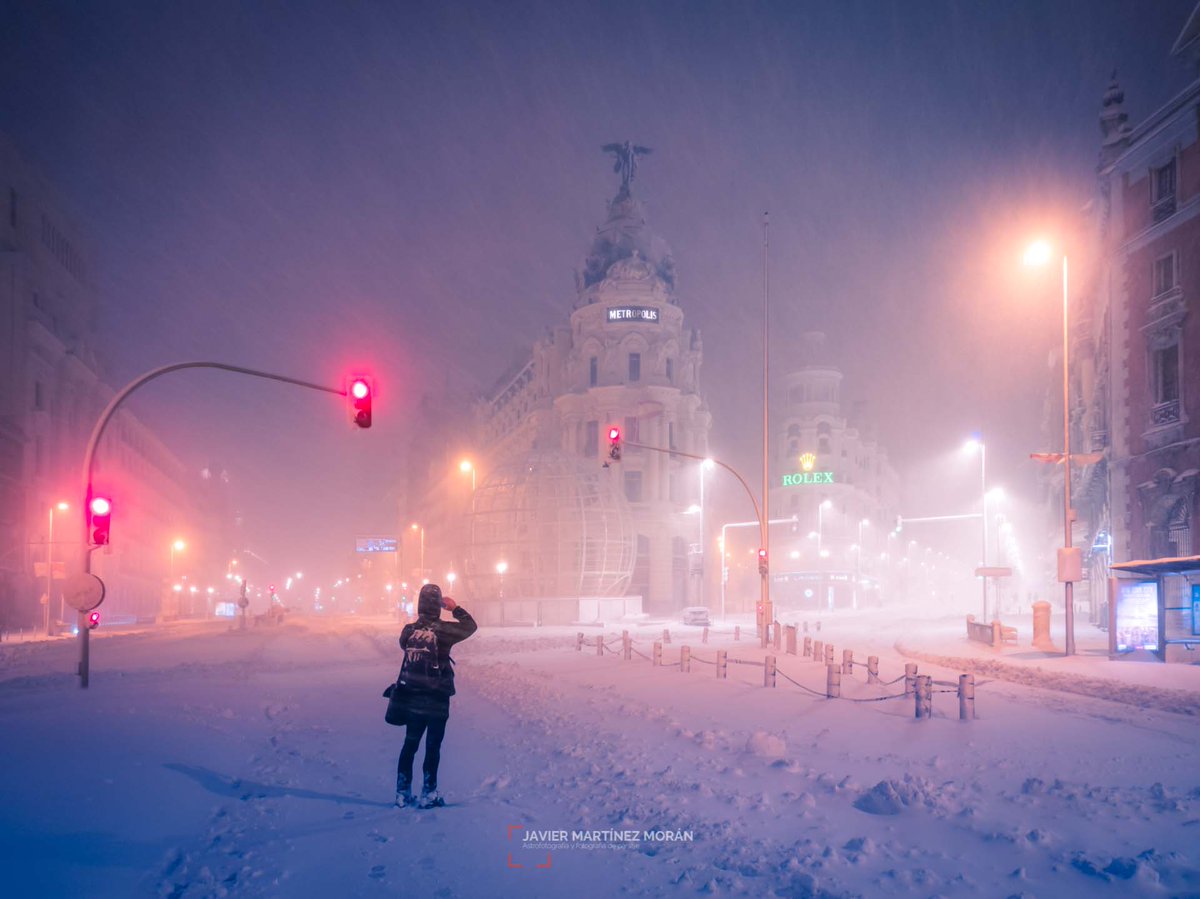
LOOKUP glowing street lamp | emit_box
[458,459,476,492]
[496,560,508,599]
[1024,239,1076,655]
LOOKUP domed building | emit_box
[467,145,712,617]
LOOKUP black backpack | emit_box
[400,622,453,696]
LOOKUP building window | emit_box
[1153,253,1177,297]
[817,421,832,454]
[665,358,673,384]
[624,470,643,503]
[589,356,598,387]
[624,415,639,447]
[1152,344,1180,405]
[1153,159,1177,222]
[628,352,641,382]
[585,420,599,457]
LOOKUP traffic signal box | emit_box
[608,427,621,462]
[349,377,372,429]
[88,496,113,546]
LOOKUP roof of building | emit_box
[1111,555,1200,575]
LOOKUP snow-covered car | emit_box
[681,606,710,626]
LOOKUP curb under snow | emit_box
[893,641,1200,718]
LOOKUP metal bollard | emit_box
[764,655,776,688]
[681,645,690,673]
[576,632,584,651]
[773,620,781,651]
[785,625,797,655]
[959,673,975,720]
[826,663,841,698]
[816,620,821,632]
[867,655,879,684]
[702,626,708,644]
[803,620,809,633]
[842,648,853,675]
[622,630,631,661]
[803,635,812,657]
[904,662,918,695]
[716,649,727,679]
[663,628,671,644]
[596,635,604,656]
[734,625,740,641]
[813,639,823,663]
[823,643,834,666]
[915,675,932,719]
[653,641,662,666]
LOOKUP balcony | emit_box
[1151,399,1181,426]
[1152,194,1177,224]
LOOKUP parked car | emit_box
[681,606,710,626]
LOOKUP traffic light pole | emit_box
[77,361,349,688]
[619,440,765,624]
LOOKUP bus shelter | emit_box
[1108,556,1200,663]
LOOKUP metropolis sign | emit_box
[607,306,659,323]
[781,471,835,486]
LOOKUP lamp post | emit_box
[410,523,425,581]
[699,458,714,608]
[170,539,186,616]
[964,438,987,619]
[1024,239,1076,656]
[45,501,69,635]
[459,459,476,493]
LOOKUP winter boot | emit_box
[395,775,415,808]
[419,773,444,809]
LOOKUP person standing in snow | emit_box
[393,583,477,808]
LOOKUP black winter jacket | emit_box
[396,606,477,718]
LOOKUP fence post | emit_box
[764,655,776,688]
[596,635,604,657]
[653,641,662,666]
[785,625,797,655]
[904,662,918,695]
[716,649,727,679]
[813,639,823,663]
[803,635,812,657]
[867,655,879,684]
[823,643,834,667]
[826,663,841,698]
[773,620,781,651]
[681,645,690,673]
[622,630,631,661]
[734,625,741,641]
[915,675,932,719]
[576,632,584,651]
[663,628,671,645]
[959,673,975,720]
[702,626,709,644]
[842,648,853,674]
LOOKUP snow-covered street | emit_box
[2,614,1198,897]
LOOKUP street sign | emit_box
[974,566,1013,578]
[62,573,105,612]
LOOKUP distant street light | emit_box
[1024,239,1076,656]
[963,438,988,619]
[44,501,69,635]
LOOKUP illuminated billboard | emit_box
[355,536,398,553]
[1113,579,1158,652]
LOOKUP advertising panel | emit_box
[1112,579,1159,652]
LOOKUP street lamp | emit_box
[170,539,187,615]
[44,501,69,635]
[410,523,425,580]
[458,459,476,492]
[496,560,508,599]
[964,438,988,619]
[1025,239,1076,655]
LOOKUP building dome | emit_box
[460,450,635,600]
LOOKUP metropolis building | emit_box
[455,148,712,620]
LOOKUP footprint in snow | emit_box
[368,864,386,880]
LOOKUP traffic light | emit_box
[757,548,768,576]
[608,426,622,462]
[268,584,276,595]
[88,495,113,546]
[86,610,101,630]
[348,377,372,428]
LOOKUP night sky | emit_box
[3,0,1195,585]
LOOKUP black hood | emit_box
[418,583,442,619]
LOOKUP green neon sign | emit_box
[781,471,834,486]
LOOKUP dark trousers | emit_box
[397,716,447,791]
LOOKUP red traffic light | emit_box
[88,495,113,546]
[268,584,276,594]
[757,548,768,575]
[607,426,622,462]
[87,610,101,629]
[348,377,372,428]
